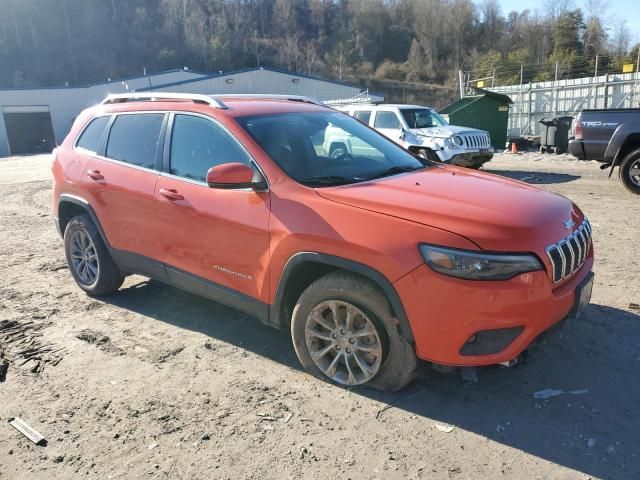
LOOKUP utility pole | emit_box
[458,70,465,99]
[520,65,523,85]
[554,62,559,82]
[595,55,599,78]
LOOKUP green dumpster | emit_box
[440,87,512,150]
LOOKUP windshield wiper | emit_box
[366,165,423,181]
[299,175,364,187]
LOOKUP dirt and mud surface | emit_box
[1,153,639,479]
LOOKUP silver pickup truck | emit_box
[330,104,494,169]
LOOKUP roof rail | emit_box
[101,92,227,109]
[210,94,323,106]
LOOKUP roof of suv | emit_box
[96,93,333,118]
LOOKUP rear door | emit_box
[154,113,270,304]
[81,112,167,275]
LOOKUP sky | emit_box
[495,0,640,46]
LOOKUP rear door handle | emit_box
[87,169,104,181]
[159,188,184,201]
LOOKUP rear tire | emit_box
[619,148,640,195]
[64,214,124,296]
[417,148,440,162]
[539,146,546,154]
[290,271,417,391]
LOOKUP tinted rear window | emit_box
[76,116,109,153]
[106,113,164,169]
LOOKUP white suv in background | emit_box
[330,104,494,169]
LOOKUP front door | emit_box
[155,113,270,305]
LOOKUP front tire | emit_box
[619,148,640,194]
[291,272,417,391]
[64,214,124,296]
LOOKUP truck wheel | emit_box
[291,272,417,391]
[417,148,440,162]
[329,143,348,159]
[64,214,124,296]
[619,149,640,194]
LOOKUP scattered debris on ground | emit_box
[8,417,46,446]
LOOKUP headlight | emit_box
[453,135,463,146]
[419,244,543,280]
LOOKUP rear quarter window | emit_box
[105,113,165,169]
[76,116,109,153]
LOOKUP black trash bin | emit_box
[539,116,573,154]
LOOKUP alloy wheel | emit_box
[304,300,383,385]
[69,230,99,286]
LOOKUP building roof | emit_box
[134,66,382,97]
[470,87,513,104]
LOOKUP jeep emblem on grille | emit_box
[563,219,575,230]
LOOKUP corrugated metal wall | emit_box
[490,72,640,136]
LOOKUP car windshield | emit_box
[236,111,427,187]
[400,108,448,129]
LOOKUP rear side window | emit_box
[106,113,164,169]
[76,116,109,153]
[374,111,401,129]
[169,114,251,182]
[354,111,372,124]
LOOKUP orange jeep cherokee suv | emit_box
[52,93,594,391]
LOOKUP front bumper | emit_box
[393,257,594,366]
[568,139,586,159]
[437,148,494,167]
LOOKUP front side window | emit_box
[105,113,164,169]
[236,111,426,187]
[373,111,401,129]
[169,114,252,182]
[400,109,448,128]
[76,116,109,153]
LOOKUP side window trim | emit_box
[96,114,116,157]
[165,112,268,187]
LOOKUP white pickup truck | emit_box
[329,104,494,169]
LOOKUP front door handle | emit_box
[159,188,184,201]
[87,169,104,181]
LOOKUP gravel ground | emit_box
[0,152,639,480]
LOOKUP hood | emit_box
[411,125,486,138]
[315,166,583,252]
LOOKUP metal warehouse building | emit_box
[0,67,382,156]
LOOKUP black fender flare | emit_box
[272,252,415,343]
[57,194,111,248]
[605,123,640,177]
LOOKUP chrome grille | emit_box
[463,133,490,149]
[546,219,592,283]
